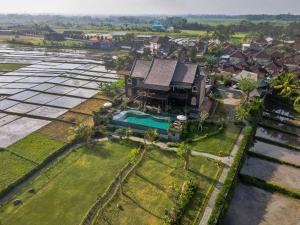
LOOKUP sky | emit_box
[1,0,300,15]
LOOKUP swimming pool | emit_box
[112,110,171,133]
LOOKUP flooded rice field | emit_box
[224,183,300,225]
[250,139,300,167]
[255,126,300,148]
[0,44,118,148]
[224,98,300,225]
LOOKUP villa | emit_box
[124,58,207,114]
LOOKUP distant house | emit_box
[111,31,128,42]
[230,50,248,64]
[264,61,283,75]
[151,24,165,31]
[0,29,14,35]
[149,36,161,54]
[63,31,84,39]
[125,59,207,112]
[44,32,65,41]
[232,70,258,82]
[254,50,271,64]
[242,42,262,52]
[85,36,112,49]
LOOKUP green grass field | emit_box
[190,123,242,156]
[0,140,138,225]
[0,63,28,71]
[93,148,223,225]
[186,18,292,26]
[0,151,35,193]
[7,133,66,164]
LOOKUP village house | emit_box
[44,32,65,41]
[85,35,113,49]
[124,59,207,113]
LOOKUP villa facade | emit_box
[125,58,207,112]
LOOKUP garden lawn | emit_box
[7,133,66,164]
[0,140,138,225]
[190,123,242,156]
[0,151,35,194]
[0,63,28,71]
[93,148,223,225]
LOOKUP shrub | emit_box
[163,177,197,225]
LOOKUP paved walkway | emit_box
[198,126,246,225]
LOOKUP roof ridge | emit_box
[129,58,137,77]
[143,57,155,82]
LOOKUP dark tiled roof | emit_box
[144,59,178,88]
[172,63,198,84]
[131,60,152,78]
[130,59,199,91]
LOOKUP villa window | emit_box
[191,97,197,106]
[192,86,198,93]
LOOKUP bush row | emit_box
[207,125,253,225]
[240,174,300,199]
[163,177,198,225]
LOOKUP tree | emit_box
[115,128,125,140]
[128,147,140,174]
[197,111,209,132]
[294,95,300,113]
[144,129,159,147]
[128,147,140,165]
[125,127,133,139]
[234,106,249,122]
[212,25,235,43]
[68,121,92,143]
[271,72,299,97]
[177,142,191,170]
[238,78,257,105]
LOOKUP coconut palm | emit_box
[197,111,209,132]
[124,127,133,139]
[144,129,159,147]
[271,72,298,97]
[115,128,125,140]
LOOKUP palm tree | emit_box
[197,111,209,132]
[234,106,249,122]
[271,72,299,97]
[125,128,133,140]
[115,128,125,140]
[144,129,159,148]
[294,95,300,113]
[177,142,191,170]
